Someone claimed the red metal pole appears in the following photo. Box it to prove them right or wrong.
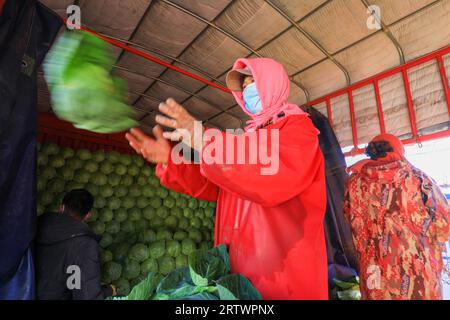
[306,46,450,107]
[343,128,450,157]
[347,90,359,149]
[373,80,386,134]
[62,19,232,94]
[401,69,419,140]
[326,97,332,127]
[437,56,450,115]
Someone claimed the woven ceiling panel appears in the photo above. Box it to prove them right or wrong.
[334,32,400,84]
[352,84,381,144]
[408,60,450,132]
[197,86,237,110]
[134,96,160,114]
[183,97,221,120]
[330,94,353,147]
[39,0,449,135]
[288,82,308,106]
[112,69,153,95]
[293,59,347,100]
[257,27,326,75]
[269,0,328,21]
[226,106,251,122]
[39,0,73,16]
[209,113,242,129]
[299,0,377,54]
[367,0,437,25]
[379,73,412,138]
[159,65,212,93]
[390,0,450,62]
[117,52,169,79]
[146,81,190,103]
[179,27,250,77]
[168,0,231,21]
[215,0,291,49]
[130,1,207,57]
[78,0,151,39]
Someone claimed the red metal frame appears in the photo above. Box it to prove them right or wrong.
[306,46,450,106]
[38,112,133,153]
[305,46,450,156]
[347,91,358,148]
[55,20,450,155]
[373,80,386,134]
[437,55,450,115]
[401,69,419,139]
[326,97,332,127]
[62,19,232,94]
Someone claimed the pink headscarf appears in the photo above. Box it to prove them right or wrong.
[230,58,307,132]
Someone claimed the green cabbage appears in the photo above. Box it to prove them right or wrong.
[149,240,166,259]
[123,259,141,280]
[100,233,113,248]
[44,31,137,133]
[114,208,127,222]
[103,261,122,282]
[141,258,159,275]
[129,244,149,262]
[106,220,120,234]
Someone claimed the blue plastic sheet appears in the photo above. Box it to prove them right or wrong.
[0,248,35,300]
[0,0,61,297]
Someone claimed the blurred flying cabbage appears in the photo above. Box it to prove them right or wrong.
[44,30,137,133]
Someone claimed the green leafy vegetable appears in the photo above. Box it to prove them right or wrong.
[216,274,262,300]
[44,31,137,133]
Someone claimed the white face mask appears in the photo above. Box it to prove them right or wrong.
[243,83,262,114]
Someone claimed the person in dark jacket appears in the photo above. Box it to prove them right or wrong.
[35,189,114,300]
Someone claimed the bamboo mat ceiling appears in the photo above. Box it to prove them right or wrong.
[38,0,450,137]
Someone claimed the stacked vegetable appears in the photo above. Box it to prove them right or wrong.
[37,142,216,295]
[109,245,262,300]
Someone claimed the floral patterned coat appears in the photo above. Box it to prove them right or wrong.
[344,160,449,300]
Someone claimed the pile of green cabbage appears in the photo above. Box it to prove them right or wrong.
[37,142,216,295]
[44,30,137,133]
[109,245,262,300]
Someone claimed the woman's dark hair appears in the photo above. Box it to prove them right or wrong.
[365,140,394,160]
[62,189,94,217]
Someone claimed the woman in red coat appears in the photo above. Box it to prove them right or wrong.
[126,58,328,299]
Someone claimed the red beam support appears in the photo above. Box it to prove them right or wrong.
[326,97,332,127]
[401,69,419,140]
[347,90,359,149]
[306,46,450,107]
[58,18,450,149]
[62,19,231,94]
[437,55,450,115]
[343,129,450,157]
[373,80,386,134]
[38,112,133,152]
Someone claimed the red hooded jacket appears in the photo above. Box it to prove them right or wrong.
[156,58,328,299]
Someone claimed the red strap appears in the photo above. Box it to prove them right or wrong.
[0,0,5,15]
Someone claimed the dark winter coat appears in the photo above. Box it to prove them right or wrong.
[35,212,111,300]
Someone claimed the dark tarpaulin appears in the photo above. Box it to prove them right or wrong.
[0,0,61,298]
[301,106,359,290]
